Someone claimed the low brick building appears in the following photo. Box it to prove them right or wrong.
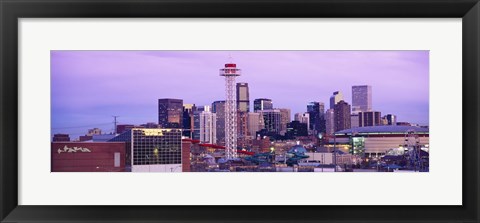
[51,142,127,172]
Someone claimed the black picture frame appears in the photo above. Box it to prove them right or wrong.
[1,0,479,222]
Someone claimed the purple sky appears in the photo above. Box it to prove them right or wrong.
[51,51,429,139]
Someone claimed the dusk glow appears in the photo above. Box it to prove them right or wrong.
[51,51,429,138]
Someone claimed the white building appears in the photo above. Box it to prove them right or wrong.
[193,106,217,144]
[332,126,429,157]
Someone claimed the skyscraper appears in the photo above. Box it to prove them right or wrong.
[182,104,196,138]
[307,102,325,133]
[261,109,282,134]
[212,100,226,145]
[158,98,183,128]
[236,83,250,112]
[325,109,335,135]
[358,111,382,127]
[334,100,351,131]
[253,98,273,112]
[352,85,372,114]
[329,91,344,109]
[193,106,217,144]
[278,108,291,135]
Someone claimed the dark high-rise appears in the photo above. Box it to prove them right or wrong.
[182,104,196,137]
[358,111,382,127]
[236,83,250,112]
[286,121,308,138]
[212,100,226,145]
[253,98,273,112]
[334,100,351,131]
[307,102,325,133]
[158,98,183,128]
[385,114,397,125]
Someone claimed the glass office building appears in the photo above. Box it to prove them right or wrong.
[158,98,183,128]
[131,128,182,165]
[110,128,183,172]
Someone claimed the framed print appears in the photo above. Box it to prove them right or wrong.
[1,0,479,222]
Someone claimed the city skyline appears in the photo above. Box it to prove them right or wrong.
[51,51,429,139]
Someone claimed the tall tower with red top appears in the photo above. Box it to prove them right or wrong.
[219,62,241,159]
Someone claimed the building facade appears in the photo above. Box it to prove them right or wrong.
[286,121,308,138]
[158,98,183,128]
[253,98,273,112]
[247,112,265,138]
[307,101,325,133]
[278,108,291,135]
[384,114,397,125]
[87,128,102,136]
[294,112,310,131]
[237,111,249,144]
[236,82,250,112]
[325,109,335,136]
[329,91,344,109]
[332,126,429,157]
[212,100,226,145]
[334,100,351,131]
[51,142,126,172]
[52,134,70,142]
[182,103,196,138]
[351,114,360,128]
[193,106,217,144]
[352,85,372,114]
[358,111,382,127]
[130,128,183,172]
[261,109,282,134]
[116,124,135,134]
[181,141,191,172]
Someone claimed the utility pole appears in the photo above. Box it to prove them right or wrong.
[113,116,119,134]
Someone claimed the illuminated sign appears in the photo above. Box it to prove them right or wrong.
[142,129,168,136]
[57,145,91,154]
